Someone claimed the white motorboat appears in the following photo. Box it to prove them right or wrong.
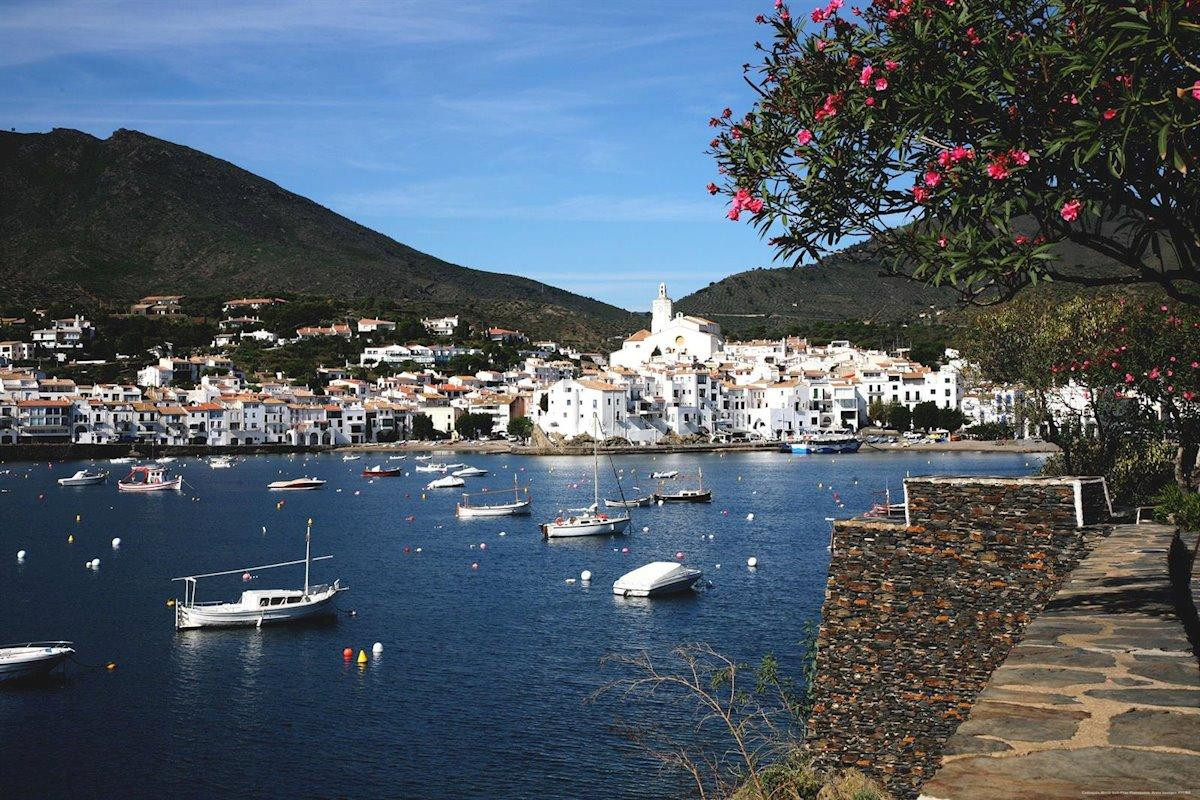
[387,455,407,461]
[452,466,488,477]
[456,478,532,518]
[414,463,448,473]
[613,562,703,597]
[650,470,679,479]
[109,457,134,464]
[155,456,177,464]
[57,469,108,486]
[426,474,465,490]
[209,457,233,469]
[541,417,630,538]
[342,454,361,461]
[413,455,432,461]
[118,465,182,492]
[267,477,326,491]
[0,642,75,682]
[172,521,345,630]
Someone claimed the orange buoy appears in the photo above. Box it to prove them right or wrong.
[342,647,353,660]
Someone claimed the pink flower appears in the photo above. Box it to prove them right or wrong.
[722,107,732,118]
[986,160,1009,180]
[1125,373,1135,383]
[937,235,948,248]
[923,170,942,187]
[1148,367,1161,380]
[727,207,741,221]
[884,60,900,70]
[864,96,875,106]
[815,38,827,51]
[951,145,972,162]
[965,26,981,46]
[756,13,767,23]
[1060,199,1082,222]
[1192,80,1200,101]
[874,77,889,91]
[1009,149,1030,165]
[727,188,764,221]
[1185,391,1195,402]
[707,182,719,195]
[1013,234,1029,245]
[1102,108,1117,120]
[859,65,874,86]
[912,185,930,203]
[937,151,953,168]
[796,128,813,146]
[1111,361,1119,369]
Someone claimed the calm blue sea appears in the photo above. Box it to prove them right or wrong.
[0,450,1041,799]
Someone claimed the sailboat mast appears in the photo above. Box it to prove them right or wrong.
[304,518,312,596]
[592,415,600,507]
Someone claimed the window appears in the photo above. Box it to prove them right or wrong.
[259,598,270,607]
[269,597,285,606]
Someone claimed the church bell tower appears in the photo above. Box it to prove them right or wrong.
[650,282,673,334]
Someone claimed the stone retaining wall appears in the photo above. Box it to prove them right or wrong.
[805,476,1111,799]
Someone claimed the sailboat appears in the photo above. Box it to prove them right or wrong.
[171,519,345,630]
[540,416,631,538]
[654,468,713,503]
[456,476,533,518]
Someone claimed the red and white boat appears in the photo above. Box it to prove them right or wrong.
[362,465,403,478]
[118,465,182,492]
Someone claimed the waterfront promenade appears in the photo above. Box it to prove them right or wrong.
[920,522,1200,800]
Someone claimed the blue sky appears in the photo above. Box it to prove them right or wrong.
[1,0,781,311]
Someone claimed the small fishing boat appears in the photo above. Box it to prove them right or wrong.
[342,454,362,461]
[426,474,466,490]
[118,465,182,493]
[362,465,403,478]
[783,433,863,454]
[452,466,488,477]
[414,463,448,473]
[155,456,177,464]
[456,479,532,518]
[413,455,432,461]
[654,468,712,503]
[387,455,407,461]
[209,456,233,469]
[613,562,703,597]
[109,457,134,464]
[172,521,345,630]
[267,477,326,491]
[0,642,75,683]
[650,470,679,479]
[57,469,108,487]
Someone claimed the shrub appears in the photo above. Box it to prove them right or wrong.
[964,422,1013,441]
[1156,485,1200,532]
[1042,435,1175,508]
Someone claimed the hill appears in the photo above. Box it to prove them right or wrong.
[0,128,638,343]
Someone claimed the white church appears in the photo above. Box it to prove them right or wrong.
[609,283,725,370]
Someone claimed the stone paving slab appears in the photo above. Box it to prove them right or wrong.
[919,524,1200,800]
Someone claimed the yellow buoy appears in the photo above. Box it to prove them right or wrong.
[166,599,176,607]
[356,650,369,665]
[67,534,74,544]
[76,514,81,523]
[106,662,117,671]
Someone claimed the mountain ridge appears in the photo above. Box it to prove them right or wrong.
[0,128,638,342]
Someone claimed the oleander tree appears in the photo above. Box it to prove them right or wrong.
[1066,299,1200,491]
[709,0,1200,304]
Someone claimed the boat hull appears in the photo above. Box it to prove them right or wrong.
[176,586,342,630]
[788,440,862,454]
[362,469,403,478]
[267,480,325,491]
[456,500,532,518]
[58,474,107,486]
[604,497,651,508]
[613,573,703,597]
[118,477,182,492]
[541,515,631,538]
[654,490,712,503]
[0,645,74,682]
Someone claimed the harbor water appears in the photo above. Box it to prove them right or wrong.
[0,450,1042,799]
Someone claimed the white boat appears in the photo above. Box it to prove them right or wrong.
[456,478,532,518]
[155,456,177,464]
[0,642,75,682]
[604,494,652,508]
[414,463,448,473]
[650,470,679,479]
[109,457,134,464]
[654,468,713,503]
[172,521,345,630]
[267,477,326,491]
[452,466,488,477]
[613,562,703,597]
[342,454,361,461]
[118,465,182,492]
[413,455,432,461]
[209,457,233,469]
[57,469,108,486]
[426,475,466,490]
[541,417,630,539]
[387,455,407,461]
